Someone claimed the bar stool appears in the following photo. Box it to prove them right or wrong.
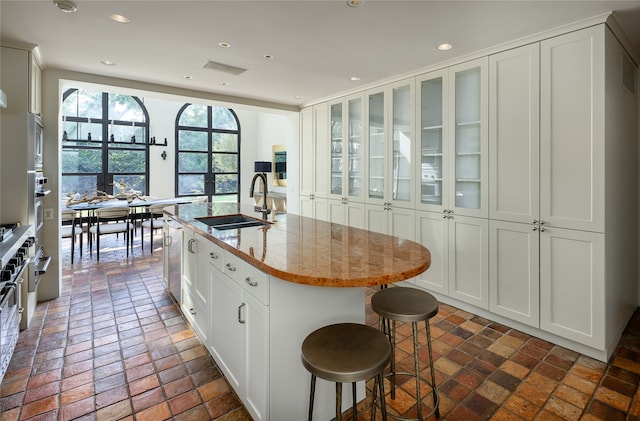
[371,287,440,420]
[301,323,391,421]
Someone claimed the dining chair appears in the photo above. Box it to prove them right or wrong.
[88,206,132,262]
[61,209,82,264]
[140,204,166,253]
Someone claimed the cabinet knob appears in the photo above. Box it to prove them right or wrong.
[245,277,258,287]
[189,308,196,315]
[226,263,236,272]
[210,252,218,259]
[533,226,538,231]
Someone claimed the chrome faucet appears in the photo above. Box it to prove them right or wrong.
[249,172,271,220]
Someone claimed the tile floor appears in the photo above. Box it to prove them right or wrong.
[1,232,640,420]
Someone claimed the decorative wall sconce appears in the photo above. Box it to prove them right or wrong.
[150,136,168,146]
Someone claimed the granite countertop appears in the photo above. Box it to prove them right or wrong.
[165,202,431,288]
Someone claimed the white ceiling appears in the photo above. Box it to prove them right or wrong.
[2,0,640,109]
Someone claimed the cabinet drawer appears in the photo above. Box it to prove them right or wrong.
[203,241,224,271]
[223,252,269,305]
[181,287,209,342]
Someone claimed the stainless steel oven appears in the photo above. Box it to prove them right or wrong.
[0,225,30,384]
[29,113,44,172]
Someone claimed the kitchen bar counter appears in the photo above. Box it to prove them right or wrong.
[165,201,430,287]
[163,201,431,420]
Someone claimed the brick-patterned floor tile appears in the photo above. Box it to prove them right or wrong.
[3,237,640,421]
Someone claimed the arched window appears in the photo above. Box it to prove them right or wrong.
[175,104,240,202]
[61,89,150,197]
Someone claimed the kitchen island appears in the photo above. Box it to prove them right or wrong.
[164,202,430,420]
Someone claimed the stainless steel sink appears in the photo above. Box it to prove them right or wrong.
[195,214,271,230]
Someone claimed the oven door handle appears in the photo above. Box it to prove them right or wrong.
[0,284,15,308]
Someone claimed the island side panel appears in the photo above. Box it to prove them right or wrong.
[269,277,366,420]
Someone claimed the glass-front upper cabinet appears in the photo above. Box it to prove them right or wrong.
[365,78,415,207]
[329,94,364,201]
[347,96,363,199]
[330,102,344,197]
[449,58,488,217]
[416,69,448,211]
[367,90,386,202]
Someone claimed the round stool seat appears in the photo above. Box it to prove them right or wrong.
[371,287,438,322]
[302,323,391,383]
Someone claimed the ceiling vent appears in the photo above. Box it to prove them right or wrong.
[203,60,247,76]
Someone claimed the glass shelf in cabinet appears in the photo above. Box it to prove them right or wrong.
[456,120,481,127]
[456,151,481,156]
[422,125,443,130]
[456,178,481,182]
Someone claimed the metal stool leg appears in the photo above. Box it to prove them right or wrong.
[352,382,357,421]
[336,382,342,421]
[308,374,316,421]
[425,320,440,419]
[412,322,423,420]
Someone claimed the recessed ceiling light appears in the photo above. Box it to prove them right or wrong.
[437,43,453,51]
[264,54,274,60]
[220,82,229,86]
[53,0,77,13]
[347,0,361,7]
[109,14,130,23]
[101,60,115,66]
[349,76,360,81]
[295,95,304,99]
[183,75,193,80]
[218,42,231,48]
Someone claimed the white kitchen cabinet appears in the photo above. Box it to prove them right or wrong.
[487,43,541,328]
[365,78,415,209]
[540,227,604,348]
[29,52,42,115]
[328,93,364,202]
[415,211,488,309]
[415,58,488,220]
[364,203,415,241]
[180,229,211,342]
[489,44,540,224]
[327,198,365,229]
[489,220,539,327]
[540,28,605,233]
[536,25,637,356]
[300,104,329,219]
[209,250,269,421]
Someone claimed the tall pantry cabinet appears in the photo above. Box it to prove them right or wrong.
[414,58,490,309]
[299,104,329,221]
[489,25,637,357]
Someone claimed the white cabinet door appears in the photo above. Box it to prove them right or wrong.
[346,201,365,229]
[243,292,269,421]
[328,199,347,226]
[300,107,315,197]
[489,44,540,224]
[448,215,489,309]
[364,204,387,235]
[181,228,196,293]
[415,210,449,296]
[540,227,604,349]
[540,26,605,232]
[365,78,415,208]
[314,104,330,199]
[364,204,415,240]
[210,270,243,391]
[416,69,449,213]
[194,233,211,305]
[449,58,488,218]
[489,220,539,327]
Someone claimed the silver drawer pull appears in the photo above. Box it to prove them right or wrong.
[226,263,236,272]
[238,303,246,324]
[210,252,218,259]
[245,277,258,287]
